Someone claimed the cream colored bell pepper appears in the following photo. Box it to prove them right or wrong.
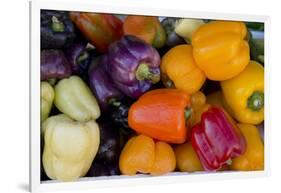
[41,82,55,122]
[54,76,100,121]
[42,114,100,181]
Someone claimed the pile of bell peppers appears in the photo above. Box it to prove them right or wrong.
[40,10,265,182]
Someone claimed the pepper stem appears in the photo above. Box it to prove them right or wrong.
[135,63,160,84]
[247,91,264,111]
[108,98,121,107]
[77,51,89,64]
[51,16,65,32]
[184,108,192,120]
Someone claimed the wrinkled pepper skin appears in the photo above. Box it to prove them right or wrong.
[192,21,250,81]
[128,89,191,144]
[41,82,55,122]
[191,107,246,171]
[42,114,100,181]
[221,61,264,124]
[54,76,100,121]
[41,50,72,81]
[41,10,76,49]
[119,135,176,175]
[161,45,206,94]
[88,56,124,111]
[174,142,203,172]
[230,124,264,171]
[69,12,123,53]
[123,16,166,48]
[106,35,161,98]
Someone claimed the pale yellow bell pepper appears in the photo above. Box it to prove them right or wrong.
[42,114,100,181]
[41,82,55,122]
[54,76,100,122]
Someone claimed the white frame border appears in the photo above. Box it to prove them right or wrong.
[30,0,271,192]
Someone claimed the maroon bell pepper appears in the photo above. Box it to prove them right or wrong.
[191,106,246,171]
[69,12,123,53]
[106,35,161,98]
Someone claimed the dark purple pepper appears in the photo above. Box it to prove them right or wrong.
[40,49,72,81]
[106,35,161,98]
[86,161,120,177]
[88,56,123,111]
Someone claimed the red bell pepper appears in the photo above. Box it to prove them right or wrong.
[69,12,123,53]
[191,106,246,171]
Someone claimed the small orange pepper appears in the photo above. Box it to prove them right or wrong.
[119,135,176,175]
[128,89,191,144]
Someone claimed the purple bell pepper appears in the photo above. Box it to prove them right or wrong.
[41,49,72,80]
[88,56,124,111]
[106,35,161,98]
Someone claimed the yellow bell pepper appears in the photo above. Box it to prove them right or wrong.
[42,114,100,181]
[161,45,206,94]
[41,82,55,122]
[174,142,203,172]
[230,124,264,171]
[206,91,235,116]
[54,76,100,122]
[119,134,176,175]
[221,61,264,124]
[192,21,250,81]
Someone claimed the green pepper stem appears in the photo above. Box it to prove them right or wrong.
[247,91,264,111]
[108,98,121,107]
[135,63,160,84]
[184,108,192,120]
[77,51,89,64]
[51,16,65,32]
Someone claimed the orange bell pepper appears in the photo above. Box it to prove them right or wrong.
[128,89,191,144]
[119,135,176,175]
[161,45,206,94]
[192,21,250,81]
[123,16,166,48]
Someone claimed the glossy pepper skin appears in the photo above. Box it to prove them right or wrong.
[230,124,264,171]
[221,61,264,124]
[42,114,100,181]
[161,45,206,94]
[41,82,55,122]
[41,49,72,81]
[106,35,161,98]
[160,18,185,47]
[69,12,123,53]
[128,89,191,144]
[88,56,124,111]
[54,76,100,121]
[123,16,166,48]
[41,10,76,49]
[192,21,250,81]
[191,106,246,171]
[174,142,203,172]
[119,135,176,175]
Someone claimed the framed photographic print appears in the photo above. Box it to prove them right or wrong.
[30,0,270,192]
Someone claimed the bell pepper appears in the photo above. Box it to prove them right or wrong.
[41,82,55,122]
[161,45,206,94]
[174,142,203,172]
[42,114,100,181]
[189,91,211,127]
[191,106,246,171]
[88,56,124,111]
[41,49,72,81]
[230,124,264,171]
[160,18,185,47]
[221,61,264,124]
[41,10,76,49]
[106,35,161,98]
[54,76,101,121]
[123,16,166,48]
[248,29,264,64]
[119,135,176,175]
[174,18,205,43]
[69,12,123,53]
[192,21,250,81]
[128,89,191,144]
